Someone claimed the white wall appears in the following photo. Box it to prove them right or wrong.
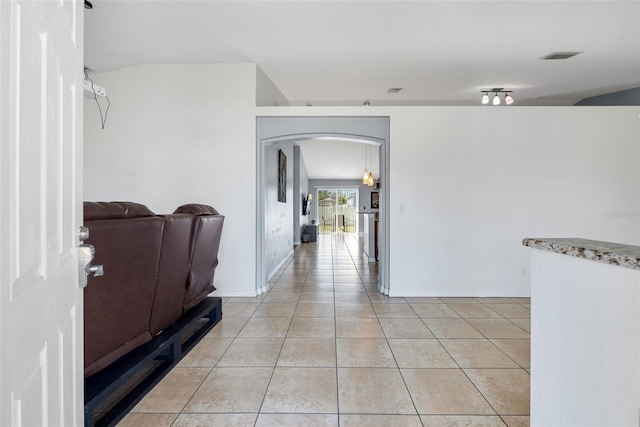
[265,142,294,278]
[300,151,310,235]
[259,106,640,297]
[84,67,640,299]
[530,249,639,426]
[293,146,301,245]
[388,107,639,297]
[256,65,289,107]
[293,146,310,245]
[84,64,258,296]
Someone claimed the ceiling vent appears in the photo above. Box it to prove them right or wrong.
[387,88,403,93]
[540,51,582,60]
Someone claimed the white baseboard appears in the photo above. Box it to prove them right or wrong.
[267,249,295,281]
[388,289,532,298]
[210,290,259,297]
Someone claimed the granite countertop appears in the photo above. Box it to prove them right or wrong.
[522,238,640,270]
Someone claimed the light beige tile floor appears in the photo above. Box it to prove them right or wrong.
[119,233,530,426]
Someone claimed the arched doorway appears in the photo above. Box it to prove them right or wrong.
[256,116,390,296]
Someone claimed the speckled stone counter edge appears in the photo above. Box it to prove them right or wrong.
[522,238,640,271]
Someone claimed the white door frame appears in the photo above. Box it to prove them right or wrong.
[256,117,390,296]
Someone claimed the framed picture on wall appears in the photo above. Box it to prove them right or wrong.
[278,149,287,202]
[371,191,379,209]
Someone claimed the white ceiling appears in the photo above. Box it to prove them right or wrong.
[84,0,640,179]
[295,139,380,180]
[85,1,640,106]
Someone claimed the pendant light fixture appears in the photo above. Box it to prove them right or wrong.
[481,92,490,104]
[362,144,375,186]
[362,144,369,185]
[367,145,374,186]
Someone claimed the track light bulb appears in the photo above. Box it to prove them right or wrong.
[481,93,489,104]
[493,93,501,105]
[505,93,514,105]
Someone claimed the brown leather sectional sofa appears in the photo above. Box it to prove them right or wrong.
[82,202,224,377]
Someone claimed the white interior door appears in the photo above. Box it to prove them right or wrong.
[0,0,84,425]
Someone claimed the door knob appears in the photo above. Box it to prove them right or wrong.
[78,226,90,242]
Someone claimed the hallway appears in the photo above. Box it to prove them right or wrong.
[119,234,530,426]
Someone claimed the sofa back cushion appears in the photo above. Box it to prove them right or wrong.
[174,203,220,216]
[149,214,194,335]
[84,201,155,221]
[183,211,225,311]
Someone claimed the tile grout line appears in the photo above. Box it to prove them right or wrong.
[331,234,341,426]
[253,243,309,424]
[429,325,502,418]
[440,301,531,370]
[147,232,529,425]
[379,299,421,417]
[438,302,530,419]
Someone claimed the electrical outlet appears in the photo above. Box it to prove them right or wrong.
[520,266,527,276]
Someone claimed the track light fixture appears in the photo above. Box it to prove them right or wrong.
[480,88,514,106]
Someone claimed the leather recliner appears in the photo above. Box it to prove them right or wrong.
[83,202,224,377]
